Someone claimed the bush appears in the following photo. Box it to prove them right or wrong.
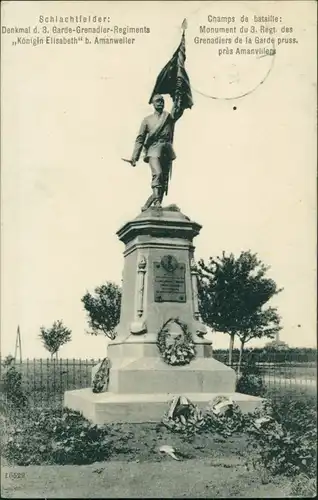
[4,407,111,465]
[236,353,266,396]
[247,397,317,477]
[236,373,266,397]
[1,356,27,410]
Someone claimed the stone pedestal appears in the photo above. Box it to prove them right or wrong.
[64,206,262,423]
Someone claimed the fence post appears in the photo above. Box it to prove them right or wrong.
[53,354,56,405]
[59,358,64,404]
[66,358,69,391]
[79,358,82,388]
[40,358,43,408]
[73,358,76,389]
[25,358,29,405]
[33,358,36,408]
[46,358,49,407]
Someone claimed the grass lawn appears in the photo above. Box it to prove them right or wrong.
[1,419,308,498]
[1,458,291,499]
[2,425,293,499]
[1,394,316,498]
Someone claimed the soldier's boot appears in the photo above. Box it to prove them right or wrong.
[141,193,155,212]
[141,186,163,212]
[152,187,162,208]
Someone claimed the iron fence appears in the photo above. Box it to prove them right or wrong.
[214,350,317,399]
[1,353,316,408]
[213,348,317,364]
[0,358,102,408]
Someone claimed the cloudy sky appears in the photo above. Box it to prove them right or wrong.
[1,1,316,358]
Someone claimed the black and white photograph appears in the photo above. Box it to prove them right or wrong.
[1,1,317,497]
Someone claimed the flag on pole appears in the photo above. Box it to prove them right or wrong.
[148,19,193,112]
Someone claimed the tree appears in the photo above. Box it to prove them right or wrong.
[197,251,283,370]
[81,281,121,340]
[39,320,72,359]
[235,307,281,376]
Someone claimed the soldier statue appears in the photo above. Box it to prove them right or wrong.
[130,94,184,211]
[123,19,192,211]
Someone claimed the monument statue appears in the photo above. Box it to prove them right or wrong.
[65,19,264,426]
[123,19,193,211]
[130,94,183,211]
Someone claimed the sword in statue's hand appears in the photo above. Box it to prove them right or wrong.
[121,158,136,167]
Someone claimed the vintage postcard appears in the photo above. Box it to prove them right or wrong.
[1,1,316,498]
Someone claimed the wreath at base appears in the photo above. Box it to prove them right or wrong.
[157,318,196,366]
[162,395,205,435]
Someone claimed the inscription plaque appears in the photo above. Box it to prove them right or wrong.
[154,255,186,303]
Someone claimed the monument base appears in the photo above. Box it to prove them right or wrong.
[64,388,262,424]
[64,343,263,424]
[64,207,263,424]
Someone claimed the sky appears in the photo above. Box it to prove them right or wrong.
[1,1,317,359]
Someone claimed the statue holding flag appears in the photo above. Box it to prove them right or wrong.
[126,20,193,211]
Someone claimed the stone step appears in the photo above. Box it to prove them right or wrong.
[64,388,263,424]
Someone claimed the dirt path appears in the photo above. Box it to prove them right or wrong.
[1,458,290,498]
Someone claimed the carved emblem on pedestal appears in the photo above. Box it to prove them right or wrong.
[161,255,178,273]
